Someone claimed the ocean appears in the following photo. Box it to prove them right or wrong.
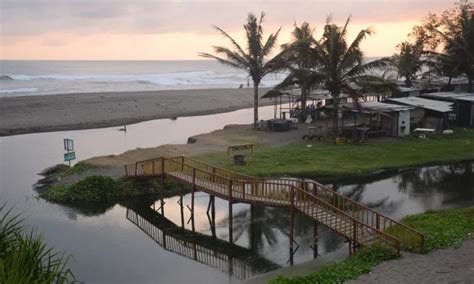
[0,60,286,97]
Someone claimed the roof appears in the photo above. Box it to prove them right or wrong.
[343,101,413,113]
[422,92,474,102]
[387,97,453,113]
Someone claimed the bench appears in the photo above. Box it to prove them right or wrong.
[227,143,254,157]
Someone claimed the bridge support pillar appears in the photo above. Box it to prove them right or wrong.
[160,158,165,216]
[289,186,295,266]
[179,184,185,229]
[228,180,233,244]
[207,195,216,237]
[312,222,319,259]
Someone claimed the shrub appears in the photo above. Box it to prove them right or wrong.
[44,175,120,202]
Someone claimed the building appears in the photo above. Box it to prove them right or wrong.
[386,97,454,131]
[421,92,474,127]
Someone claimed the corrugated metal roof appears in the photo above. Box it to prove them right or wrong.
[422,92,474,101]
[343,101,413,112]
[387,97,453,113]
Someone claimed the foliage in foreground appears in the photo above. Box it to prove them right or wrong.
[0,204,74,283]
[386,206,474,252]
[198,128,474,177]
[269,246,397,284]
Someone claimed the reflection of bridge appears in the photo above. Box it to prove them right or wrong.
[125,156,425,262]
[126,206,280,280]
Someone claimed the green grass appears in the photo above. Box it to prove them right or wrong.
[197,128,474,177]
[269,246,398,284]
[57,162,89,178]
[0,204,75,283]
[386,207,474,252]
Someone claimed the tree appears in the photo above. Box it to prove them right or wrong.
[200,12,284,127]
[309,17,394,135]
[413,1,474,91]
[277,22,318,114]
[382,41,426,87]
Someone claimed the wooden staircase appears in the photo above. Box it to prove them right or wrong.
[125,156,425,254]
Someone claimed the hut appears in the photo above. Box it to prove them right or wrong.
[421,92,474,127]
[341,102,413,138]
[386,97,454,131]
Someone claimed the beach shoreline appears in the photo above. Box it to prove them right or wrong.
[0,87,272,136]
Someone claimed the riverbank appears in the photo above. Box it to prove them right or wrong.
[0,87,271,136]
[262,206,474,284]
[80,125,474,179]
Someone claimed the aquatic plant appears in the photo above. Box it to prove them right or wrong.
[44,175,120,202]
[0,204,75,283]
[386,206,474,252]
[269,246,398,284]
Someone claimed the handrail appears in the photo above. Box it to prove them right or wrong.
[291,185,400,252]
[124,156,424,252]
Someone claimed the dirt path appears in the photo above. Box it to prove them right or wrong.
[348,240,474,284]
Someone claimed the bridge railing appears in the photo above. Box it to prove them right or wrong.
[270,178,424,251]
[125,156,423,251]
[291,186,401,252]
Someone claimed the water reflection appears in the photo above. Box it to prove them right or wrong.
[334,162,474,220]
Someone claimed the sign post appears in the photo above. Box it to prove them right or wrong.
[63,138,76,166]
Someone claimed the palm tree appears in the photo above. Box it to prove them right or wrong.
[200,12,284,127]
[277,22,318,114]
[310,17,394,135]
[382,41,426,87]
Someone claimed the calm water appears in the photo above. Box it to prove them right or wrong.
[1,106,473,283]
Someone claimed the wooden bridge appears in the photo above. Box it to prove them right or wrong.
[126,206,280,280]
[125,156,425,260]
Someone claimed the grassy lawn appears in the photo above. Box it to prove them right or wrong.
[270,206,474,284]
[386,206,474,252]
[197,128,474,177]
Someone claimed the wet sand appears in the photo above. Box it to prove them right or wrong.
[0,88,271,136]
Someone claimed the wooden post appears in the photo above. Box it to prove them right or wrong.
[181,156,184,171]
[160,158,165,216]
[228,179,233,243]
[289,186,295,265]
[376,213,380,230]
[313,221,318,259]
[352,220,357,253]
[191,168,196,232]
[180,184,184,229]
[211,195,216,237]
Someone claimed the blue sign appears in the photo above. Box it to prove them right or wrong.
[64,152,76,162]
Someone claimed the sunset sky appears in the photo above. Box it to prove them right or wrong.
[0,0,455,60]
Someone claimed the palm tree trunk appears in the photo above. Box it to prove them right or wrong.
[332,95,340,136]
[253,81,259,127]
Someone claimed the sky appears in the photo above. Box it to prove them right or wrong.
[0,0,455,60]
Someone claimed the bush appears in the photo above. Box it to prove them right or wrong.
[44,175,120,202]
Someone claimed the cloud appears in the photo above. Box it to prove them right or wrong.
[1,0,454,37]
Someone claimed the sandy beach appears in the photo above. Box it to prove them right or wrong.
[0,88,272,136]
